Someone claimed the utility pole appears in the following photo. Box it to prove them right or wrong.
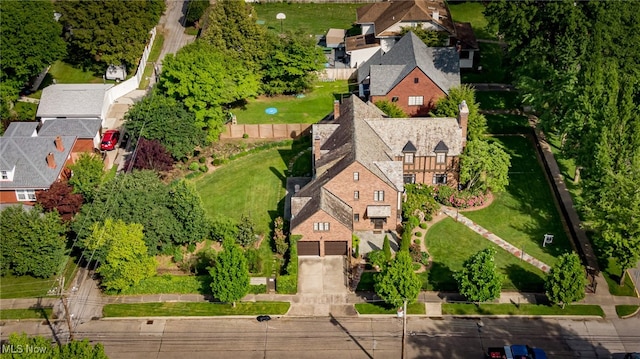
[60,277,74,342]
[401,300,407,359]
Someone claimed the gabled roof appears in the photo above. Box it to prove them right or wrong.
[36,84,113,119]
[326,28,347,48]
[356,0,455,37]
[291,187,353,231]
[39,119,102,139]
[402,141,417,152]
[434,140,449,152]
[454,22,479,50]
[0,135,75,189]
[357,32,460,95]
[4,122,38,137]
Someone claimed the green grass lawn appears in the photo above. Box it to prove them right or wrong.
[356,271,376,291]
[443,303,604,317]
[48,61,107,84]
[545,133,583,202]
[476,91,521,111]
[253,3,361,36]
[615,305,639,318]
[195,138,309,235]
[462,43,508,84]
[0,308,54,320]
[102,302,290,317]
[485,114,530,135]
[138,34,165,90]
[0,257,78,299]
[119,275,211,296]
[463,136,572,267]
[13,102,38,121]
[233,80,348,124]
[448,2,496,40]
[355,302,425,315]
[422,218,546,292]
[602,258,637,297]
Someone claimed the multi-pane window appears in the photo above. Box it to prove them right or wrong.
[404,153,414,164]
[374,190,385,202]
[353,172,359,181]
[436,153,446,164]
[433,174,447,185]
[1,171,8,180]
[354,214,360,222]
[354,191,359,200]
[313,222,330,231]
[16,189,36,201]
[403,174,415,184]
[408,96,424,106]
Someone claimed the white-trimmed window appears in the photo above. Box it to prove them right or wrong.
[16,189,36,201]
[404,153,414,164]
[374,190,385,202]
[1,171,8,180]
[353,172,359,181]
[408,96,424,106]
[436,153,446,164]
[313,222,330,231]
[354,213,360,222]
[433,174,447,185]
[354,191,359,200]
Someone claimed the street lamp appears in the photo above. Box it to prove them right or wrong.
[276,12,286,33]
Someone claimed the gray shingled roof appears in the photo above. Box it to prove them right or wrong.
[4,122,38,137]
[0,135,75,189]
[39,119,102,138]
[291,188,353,231]
[36,84,113,119]
[357,32,460,95]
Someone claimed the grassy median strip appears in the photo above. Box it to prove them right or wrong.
[102,302,290,317]
[355,302,425,315]
[0,308,54,320]
[443,303,604,317]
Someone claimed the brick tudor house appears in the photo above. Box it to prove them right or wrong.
[290,95,468,256]
[357,32,460,116]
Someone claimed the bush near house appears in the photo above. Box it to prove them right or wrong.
[276,235,300,294]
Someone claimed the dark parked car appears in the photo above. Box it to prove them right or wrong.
[100,130,120,151]
[256,315,271,322]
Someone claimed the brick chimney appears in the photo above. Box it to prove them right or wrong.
[333,99,340,119]
[55,136,64,152]
[313,135,322,162]
[46,152,56,169]
[458,100,469,145]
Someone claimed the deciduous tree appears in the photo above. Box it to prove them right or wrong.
[459,140,511,193]
[374,251,421,308]
[209,238,250,307]
[399,27,448,47]
[432,85,487,141]
[68,153,105,202]
[128,138,174,173]
[4,333,109,359]
[168,180,210,245]
[86,219,156,292]
[545,252,587,308]
[455,248,503,302]
[375,100,408,118]
[36,180,83,222]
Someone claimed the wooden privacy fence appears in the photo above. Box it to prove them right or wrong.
[219,123,312,139]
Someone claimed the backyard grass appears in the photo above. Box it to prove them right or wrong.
[47,61,106,84]
[195,138,310,235]
[102,302,290,317]
[422,218,546,292]
[0,308,54,320]
[476,91,521,111]
[12,102,38,121]
[448,2,496,40]
[545,133,582,202]
[138,34,165,90]
[0,256,78,299]
[615,305,639,318]
[355,302,425,315]
[233,80,349,124]
[463,136,572,267]
[443,303,604,317]
[462,43,508,84]
[253,3,361,36]
[485,114,530,135]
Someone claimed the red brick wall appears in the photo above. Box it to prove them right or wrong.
[371,67,446,116]
[324,162,400,232]
[399,155,459,186]
[292,210,352,257]
[0,190,18,203]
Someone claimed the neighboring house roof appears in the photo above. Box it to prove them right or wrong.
[345,33,380,52]
[358,32,460,95]
[454,22,479,50]
[3,122,38,137]
[36,84,113,119]
[326,28,347,48]
[0,135,75,189]
[39,119,102,139]
[356,0,455,37]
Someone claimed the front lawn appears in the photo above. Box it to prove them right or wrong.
[195,138,310,235]
[118,275,211,296]
[253,3,361,35]
[615,305,639,318]
[0,257,78,299]
[355,302,425,315]
[102,302,290,317]
[233,80,349,124]
[463,136,572,268]
[443,303,604,317]
[422,218,546,292]
[602,258,637,297]
[0,308,54,320]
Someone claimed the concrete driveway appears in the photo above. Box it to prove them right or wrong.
[297,256,348,295]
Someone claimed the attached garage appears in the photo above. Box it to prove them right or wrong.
[324,241,348,256]
[297,241,320,256]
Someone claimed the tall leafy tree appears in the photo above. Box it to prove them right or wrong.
[261,31,325,95]
[185,0,210,27]
[455,248,503,302]
[86,219,156,292]
[168,180,210,245]
[374,251,421,308]
[55,0,164,70]
[4,333,108,359]
[36,180,83,222]
[432,85,487,141]
[123,93,205,159]
[159,41,260,142]
[209,237,250,307]
[68,153,105,202]
[128,138,174,172]
[545,252,587,308]
[0,206,67,278]
[459,140,511,193]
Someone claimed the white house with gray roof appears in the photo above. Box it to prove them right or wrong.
[36,84,113,126]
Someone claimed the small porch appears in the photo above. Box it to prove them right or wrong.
[354,230,400,256]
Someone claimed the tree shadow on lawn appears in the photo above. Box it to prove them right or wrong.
[424,261,457,292]
[504,264,545,293]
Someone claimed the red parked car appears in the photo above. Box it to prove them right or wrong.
[100,130,120,151]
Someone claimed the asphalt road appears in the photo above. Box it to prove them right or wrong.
[20,316,628,359]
